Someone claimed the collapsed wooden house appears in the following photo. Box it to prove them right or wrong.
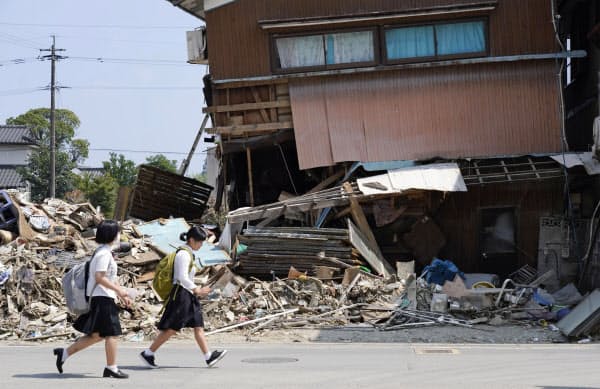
[167,0,600,288]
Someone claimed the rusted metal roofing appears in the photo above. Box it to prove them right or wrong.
[0,166,25,189]
[0,125,34,145]
[289,60,562,170]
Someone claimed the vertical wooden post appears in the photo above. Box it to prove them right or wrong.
[246,147,254,207]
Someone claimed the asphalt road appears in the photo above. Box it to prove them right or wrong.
[1,342,599,389]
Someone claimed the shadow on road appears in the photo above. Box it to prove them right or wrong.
[119,365,197,370]
[13,373,92,379]
[539,387,600,389]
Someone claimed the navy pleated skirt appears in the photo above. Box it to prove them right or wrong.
[73,296,122,337]
[158,285,204,331]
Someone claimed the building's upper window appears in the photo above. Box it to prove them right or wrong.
[385,20,486,62]
[272,19,487,72]
[274,30,375,70]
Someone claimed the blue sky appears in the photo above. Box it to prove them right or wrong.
[0,0,208,175]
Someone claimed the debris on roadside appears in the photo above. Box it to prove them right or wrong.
[0,188,597,345]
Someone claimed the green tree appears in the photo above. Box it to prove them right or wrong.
[75,173,118,217]
[145,154,177,173]
[103,152,137,186]
[8,108,89,201]
[192,173,207,183]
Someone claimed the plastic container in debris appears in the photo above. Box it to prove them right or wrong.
[0,190,17,230]
[430,293,448,313]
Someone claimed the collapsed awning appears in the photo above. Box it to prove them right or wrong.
[551,152,600,175]
[357,162,467,196]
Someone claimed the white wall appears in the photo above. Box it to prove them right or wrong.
[205,146,219,196]
[0,145,32,165]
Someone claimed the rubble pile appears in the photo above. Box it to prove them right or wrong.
[0,189,599,344]
[235,227,358,278]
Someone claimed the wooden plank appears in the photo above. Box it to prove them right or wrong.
[343,182,380,251]
[348,219,393,278]
[269,85,277,122]
[528,157,541,179]
[207,121,293,135]
[129,165,213,221]
[227,198,349,223]
[250,86,271,123]
[307,170,345,194]
[203,100,290,113]
[247,148,255,207]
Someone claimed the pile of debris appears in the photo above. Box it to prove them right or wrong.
[1,188,600,344]
[235,227,358,278]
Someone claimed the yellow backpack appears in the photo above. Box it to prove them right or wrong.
[152,247,195,301]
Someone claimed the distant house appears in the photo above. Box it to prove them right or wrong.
[73,167,105,179]
[0,125,36,190]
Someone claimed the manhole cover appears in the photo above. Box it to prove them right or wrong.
[414,348,459,355]
[241,357,299,364]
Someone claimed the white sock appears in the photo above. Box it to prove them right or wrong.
[144,349,154,357]
[204,351,212,360]
[62,349,69,362]
[106,365,119,373]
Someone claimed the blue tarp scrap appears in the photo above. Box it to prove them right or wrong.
[134,218,231,267]
[421,258,465,286]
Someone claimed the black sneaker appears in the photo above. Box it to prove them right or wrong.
[206,350,227,367]
[139,351,158,369]
[103,368,129,379]
[53,348,64,374]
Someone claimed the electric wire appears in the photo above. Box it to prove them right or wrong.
[90,148,206,155]
[0,22,194,30]
[0,31,44,49]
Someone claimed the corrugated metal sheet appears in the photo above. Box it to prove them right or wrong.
[290,60,561,169]
[0,166,25,189]
[357,163,467,195]
[551,152,600,175]
[206,0,556,80]
[0,125,34,145]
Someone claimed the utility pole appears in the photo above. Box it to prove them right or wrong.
[40,36,66,198]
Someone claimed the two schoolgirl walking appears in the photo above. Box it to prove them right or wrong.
[53,222,226,379]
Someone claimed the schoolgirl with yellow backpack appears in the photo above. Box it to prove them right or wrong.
[139,226,227,368]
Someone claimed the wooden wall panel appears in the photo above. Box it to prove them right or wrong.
[206,0,558,80]
[435,179,564,273]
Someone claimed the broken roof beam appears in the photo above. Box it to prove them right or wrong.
[203,100,290,113]
[206,121,293,136]
[227,186,360,223]
[348,219,393,278]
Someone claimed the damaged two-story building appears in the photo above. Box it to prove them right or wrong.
[168,0,600,290]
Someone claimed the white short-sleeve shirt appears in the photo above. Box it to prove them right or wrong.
[87,244,118,299]
[172,246,197,293]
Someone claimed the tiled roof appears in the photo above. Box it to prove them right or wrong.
[0,165,25,189]
[75,167,105,179]
[0,125,35,145]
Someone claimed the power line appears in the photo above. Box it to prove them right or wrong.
[56,35,181,46]
[0,87,46,96]
[68,56,189,66]
[0,32,43,49]
[65,85,202,90]
[0,57,39,66]
[0,85,202,94]
[90,148,207,155]
[0,22,194,30]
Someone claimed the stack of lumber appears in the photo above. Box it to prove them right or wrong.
[235,227,361,278]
